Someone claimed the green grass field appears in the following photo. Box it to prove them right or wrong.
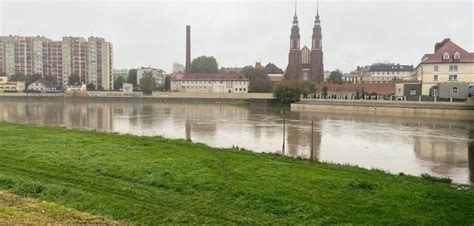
[0,122,473,224]
[0,190,120,224]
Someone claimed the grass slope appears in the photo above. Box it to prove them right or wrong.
[0,122,472,224]
[0,190,120,224]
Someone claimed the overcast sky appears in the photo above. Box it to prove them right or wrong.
[1,0,473,73]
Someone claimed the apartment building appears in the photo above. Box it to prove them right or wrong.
[415,38,474,99]
[137,67,166,88]
[0,35,113,90]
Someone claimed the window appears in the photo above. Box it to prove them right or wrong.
[452,87,458,94]
[409,89,417,96]
[454,52,461,60]
[449,65,458,71]
[449,74,457,81]
[434,75,438,81]
[434,65,438,71]
[443,52,450,60]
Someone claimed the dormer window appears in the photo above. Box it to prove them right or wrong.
[443,52,450,60]
[454,52,461,60]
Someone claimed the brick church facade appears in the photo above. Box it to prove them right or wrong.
[285,3,324,83]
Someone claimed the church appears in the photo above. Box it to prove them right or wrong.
[285,2,324,83]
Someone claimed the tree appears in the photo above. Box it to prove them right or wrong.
[10,74,26,82]
[25,73,43,88]
[164,75,171,91]
[68,74,81,85]
[44,75,56,84]
[273,80,315,104]
[322,86,328,98]
[241,66,273,93]
[114,75,126,90]
[128,69,137,85]
[191,56,219,73]
[139,71,156,95]
[328,70,344,84]
[86,83,96,91]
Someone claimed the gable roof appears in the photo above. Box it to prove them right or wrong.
[264,63,284,74]
[420,38,474,64]
[30,78,55,88]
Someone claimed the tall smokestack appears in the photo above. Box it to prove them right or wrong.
[185,25,191,73]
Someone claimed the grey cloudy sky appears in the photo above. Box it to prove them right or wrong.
[1,0,473,73]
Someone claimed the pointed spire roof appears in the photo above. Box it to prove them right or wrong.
[291,0,300,38]
[313,0,322,37]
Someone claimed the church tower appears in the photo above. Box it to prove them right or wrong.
[310,1,324,83]
[285,2,302,80]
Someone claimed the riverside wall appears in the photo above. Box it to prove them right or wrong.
[0,92,277,104]
[291,99,474,120]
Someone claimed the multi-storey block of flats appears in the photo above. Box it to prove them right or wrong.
[0,35,113,90]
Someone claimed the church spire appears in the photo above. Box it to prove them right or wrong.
[317,0,319,17]
[291,0,300,38]
[313,0,322,37]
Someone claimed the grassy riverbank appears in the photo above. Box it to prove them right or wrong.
[0,190,119,224]
[0,122,473,224]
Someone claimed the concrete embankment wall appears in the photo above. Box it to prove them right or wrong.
[0,92,277,105]
[291,100,474,120]
[151,92,274,99]
[0,92,274,99]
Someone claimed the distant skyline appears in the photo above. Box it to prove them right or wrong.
[1,0,473,73]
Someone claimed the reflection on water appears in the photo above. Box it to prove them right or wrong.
[0,98,473,184]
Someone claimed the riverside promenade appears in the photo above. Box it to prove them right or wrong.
[292,98,474,120]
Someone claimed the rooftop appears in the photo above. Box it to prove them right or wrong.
[420,38,474,64]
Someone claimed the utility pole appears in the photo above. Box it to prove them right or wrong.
[311,120,314,161]
[282,116,286,155]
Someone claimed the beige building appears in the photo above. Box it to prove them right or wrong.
[171,72,249,93]
[137,67,166,88]
[0,76,25,92]
[0,35,113,90]
[416,38,474,96]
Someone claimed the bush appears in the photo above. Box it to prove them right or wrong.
[273,80,315,104]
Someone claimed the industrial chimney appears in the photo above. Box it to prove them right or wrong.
[185,25,191,73]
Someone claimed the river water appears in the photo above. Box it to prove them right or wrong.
[0,98,473,184]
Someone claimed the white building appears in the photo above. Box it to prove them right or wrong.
[171,72,249,93]
[137,67,166,88]
[360,63,414,82]
[27,79,57,92]
[0,76,25,92]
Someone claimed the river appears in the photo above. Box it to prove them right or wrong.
[0,98,473,184]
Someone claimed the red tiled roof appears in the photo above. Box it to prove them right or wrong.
[171,72,248,81]
[420,38,474,64]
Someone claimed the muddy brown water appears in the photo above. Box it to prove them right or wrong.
[0,98,473,184]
